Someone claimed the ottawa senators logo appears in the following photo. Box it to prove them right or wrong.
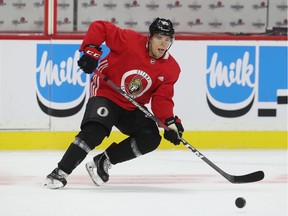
[127,76,143,95]
[121,70,152,98]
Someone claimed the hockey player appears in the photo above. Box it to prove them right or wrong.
[44,17,184,189]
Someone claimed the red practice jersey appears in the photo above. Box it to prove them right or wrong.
[79,21,181,123]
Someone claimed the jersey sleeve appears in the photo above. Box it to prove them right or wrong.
[79,20,136,53]
[151,82,175,124]
[151,62,181,124]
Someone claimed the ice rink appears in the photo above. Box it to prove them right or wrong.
[0,149,287,216]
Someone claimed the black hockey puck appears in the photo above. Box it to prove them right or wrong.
[235,197,246,208]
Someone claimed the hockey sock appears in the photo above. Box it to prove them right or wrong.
[58,142,88,174]
[105,138,137,165]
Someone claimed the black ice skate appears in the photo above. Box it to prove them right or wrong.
[44,168,68,189]
[86,152,111,186]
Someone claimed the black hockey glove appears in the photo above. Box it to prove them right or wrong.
[78,44,102,74]
[164,116,184,145]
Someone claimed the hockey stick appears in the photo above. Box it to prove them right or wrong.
[94,70,265,184]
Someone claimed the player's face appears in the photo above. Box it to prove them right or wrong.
[148,33,172,59]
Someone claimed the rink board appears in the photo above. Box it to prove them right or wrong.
[0,40,287,151]
[0,131,286,150]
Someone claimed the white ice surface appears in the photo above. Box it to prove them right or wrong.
[0,150,287,216]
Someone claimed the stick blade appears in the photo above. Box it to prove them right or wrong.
[231,171,265,184]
